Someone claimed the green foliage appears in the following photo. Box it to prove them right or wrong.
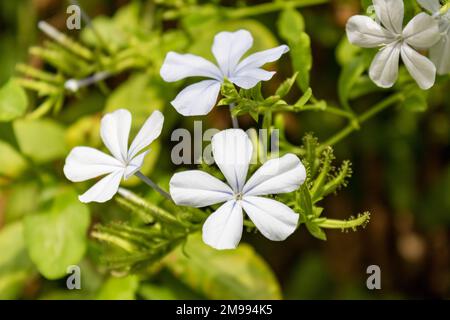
[0,0,447,300]
[278,9,312,92]
[0,80,28,121]
[13,118,67,163]
[165,234,282,300]
[0,222,34,299]
[96,275,140,300]
[24,190,90,279]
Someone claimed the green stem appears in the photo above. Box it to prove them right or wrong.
[135,171,172,200]
[225,0,329,19]
[314,212,370,230]
[319,93,404,152]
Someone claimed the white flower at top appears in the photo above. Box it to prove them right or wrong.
[64,109,164,203]
[418,0,450,75]
[160,29,289,116]
[346,0,440,89]
[169,129,306,250]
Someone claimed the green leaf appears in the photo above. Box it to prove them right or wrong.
[402,88,428,112]
[0,80,28,122]
[24,190,90,280]
[299,184,313,217]
[277,9,311,92]
[278,9,305,41]
[14,118,67,163]
[165,233,282,299]
[5,182,39,222]
[336,36,361,66]
[275,72,298,98]
[338,55,366,110]
[0,222,34,299]
[305,221,327,241]
[290,33,312,92]
[96,275,139,300]
[0,140,28,179]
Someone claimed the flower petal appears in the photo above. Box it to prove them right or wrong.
[369,42,401,88]
[160,52,222,82]
[171,80,221,116]
[79,170,124,203]
[212,29,253,77]
[243,154,306,197]
[64,146,123,182]
[229,68,275,89]
[212,129,253,193]
[128,110,164,160]
[400,43,436,89]
[124,150,149,179]
[417,0,441,13]
[202,200,243,250]
[170,170,234,208]
[403,13,440,49]
[373,0,404,34]
[430,30,450,75]
[234,45,289,74]
[346,15,396,48]
[100,109,131,162]
[241,196,298,241]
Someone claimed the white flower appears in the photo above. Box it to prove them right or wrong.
[418,0,450,75]
[169,129,306,250]
[160,29,289,116]
[346,0,440,89]
[64,109,164,203]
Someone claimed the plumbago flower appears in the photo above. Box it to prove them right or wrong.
[346,0,440,89]
[418,0,450,75]
[64,109,164,203]
[160,29,289,116]
[169,129,306,250]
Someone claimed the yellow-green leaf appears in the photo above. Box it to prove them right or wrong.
[165,233,282,300]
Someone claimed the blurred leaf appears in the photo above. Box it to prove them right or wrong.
[81,16,127,52]
[24,190,90,280]
[338,55,366,110]
[139,283,178,300]
[285,253,333,299]
[165,233,282,299]
[278,9,305,40]
[401,88,428,112]
[0,222,34,299]
[14,118,67,163]
[278,9,311,92]
[5,181,39,222]
[336,36,361,66]
[96,275,139,300]
[0,79,28,122]
[0,140,28,178]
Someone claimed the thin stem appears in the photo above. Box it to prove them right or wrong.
[318,93,404,152]
[229,103,239,128]
[134,171,172,200]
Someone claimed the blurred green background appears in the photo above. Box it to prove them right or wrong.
[0,0,449,300]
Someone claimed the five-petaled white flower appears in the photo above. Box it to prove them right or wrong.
[64,109,164,203]
[169,129,306,250]
[160,29,289,116]
[346,0,440,89]
[418,0,450,75]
